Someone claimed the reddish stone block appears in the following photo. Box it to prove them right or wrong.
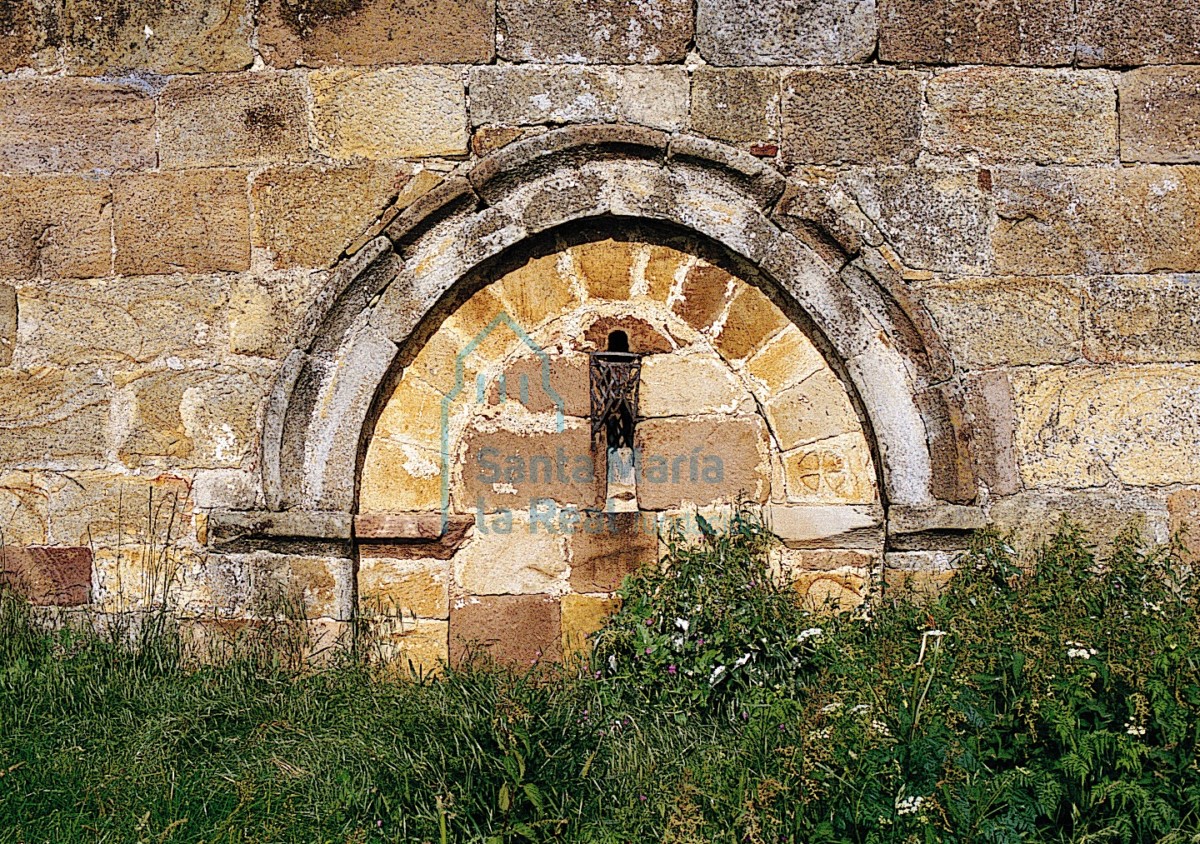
[0,547,92,606]
[450,594,562,666]
[568,512,659,592]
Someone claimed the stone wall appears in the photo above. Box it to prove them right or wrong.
[1,0,1198,665]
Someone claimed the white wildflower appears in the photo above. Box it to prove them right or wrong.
[608,654,618,672]
[674,617,690,633]
[734,652,753,668]
[895,794,925,816]
[850,704,871,715]
[1125,721,1147,737]
[871,719,892,737]
[820,701,843,714]
[709,665,726,685]
[798,627,823,642]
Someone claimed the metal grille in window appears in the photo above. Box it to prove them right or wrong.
[590,350,641,449]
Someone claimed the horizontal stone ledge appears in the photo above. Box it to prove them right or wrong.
[886,504,988,551]
[355,512,474,541]
[206,509,354,545]
[763,503,885,549]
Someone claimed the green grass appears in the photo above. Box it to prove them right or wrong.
[3,516,1200,843]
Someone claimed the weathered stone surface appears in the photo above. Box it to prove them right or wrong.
[372,375,443,449]
[359,440,442,512]
[358,552,449,618]
[765,367,861,451]
[993,167,1200,275]
[765,503,884,548]
[691,68,781,147]
[920,277,1082,367]
[469,66,688,132]
[355,512,472,541]
[63,0,254,74]
[497,0,691,64]
[990,488,1172,548]
[782,69,922,166]
[253,164,410,268]
[16,275,227,366]
[0,368,107,467]
[454,521,569,595]
[492,253,577,333]
[234,550,354,620]
[206,509,352,543]
[0,0,59,72]
[228,274,318,358]
[635,416,768,510]
[115,368,260,468]
[257,0,493,67]
[924,68,1116,165]
[0,547,92,606]
[1084,276,1200,363]
[489,354,591,418]
[114,170,251,275]
[696,0,877,66]
[571,238,638,299]
[0,79,154,173]
[715,284,790,361]
[42,471,195,549]
[0,176,112,279]
[450,594,562,665]
[782,432,877,505]
[567,512,658,592]
[1011,365,1200,489]
[883,551,957,600]
[963,370,1021,497]
[0,285,15,368]
[457,425,601,513]
[310,67,468,159]
[878,0,1075,65]
[1120,68,1200,165]
[1168,489,1200,562]
[561,593,617,655]
[840,168,990,273]
[367,617,448,675]
[640,353,748,417]
[1076,1,1200,67]
[159,73,309,168]
[671,263,733,332]
[191,468,258,510]
[744,324,827,398]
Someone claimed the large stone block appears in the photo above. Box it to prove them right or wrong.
[993,166,1200,275]
[1084,276,1200,364]
[1119,67,1200,165]
[115,368,260,468]
[0,176,111,279]
[366,618,448,676]
[639,353,748,418]
[0,367,108,467]
[0,547,92,606]
[782,69,923,166]
[457,424,601,513]
[696,0,877,66]
[782,432,877,505]
[990,488,1172,548]
[469,66,688,132]
[310,67,468,159]
[62,0,254,74]
[257,0,493,67]
[924,68,1116,165]
[454,520,569,596]
[690,68,782,146]
[233,551,354,620]
[878,0,1075,65]
[0,0,59,72]
[1011,365,1200,489]
[358,551,449,618]
[252,164,411,268]
[159,72,310,168]
[671,263,733,333]
[497,0,691,64]
[0,285,15,367]
[634,416,769,510]
[1076,1,1200,67]
[839,168,990,273]
[1168,489,1200,562]
[228,273,320,358]
[0,79,155,173]
[114,170,251,275]
[359,440,443,513]
[765,367,861,451]
[450,594,562,665]
[16,275,227,367]
[567,512,658,592]
[920,277,1082,367]
[561,593,617,656]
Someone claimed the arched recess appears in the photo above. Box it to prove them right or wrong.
[212,126,991,607]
